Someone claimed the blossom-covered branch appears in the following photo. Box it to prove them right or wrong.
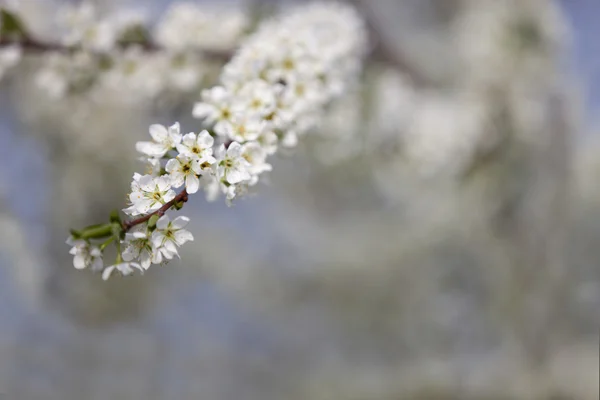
[0,2,247,98]
[66,2,368,280]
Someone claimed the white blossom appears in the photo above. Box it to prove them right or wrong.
[241,141,272,185]
[151,215,194,260]
[67,237,103,271]
[136,122,182,158]
[165,155,202,194]
[124,174,176,216]
[215,142,251,185]
[121,224,155,270]
[102,261,144,281]
[223,116,266,143]
[176,131,216,164]
[192,86,236,136]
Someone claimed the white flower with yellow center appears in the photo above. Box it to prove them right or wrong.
[124,174,176,216]
[165,154,202,194]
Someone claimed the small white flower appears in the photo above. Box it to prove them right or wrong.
[192,86,236,135]
[102,261,144,281]
[241,142,272,185]
[125,174,176,216]
[121,224,155,270]
[233,80,277,118]
[136,122,182,158]
[165,154,202,194]
[176,131,216,165]
[256,131,279,155]
[151,215,194,260]
[67,237,103,271]
[215,142,251,184]
[224,116,266,143]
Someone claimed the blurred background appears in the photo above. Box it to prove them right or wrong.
[0,0,598,399]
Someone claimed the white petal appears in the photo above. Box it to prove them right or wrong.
[73,255,86,270]
[191,159,203,174]
[198,131,214,147]
[192,103,212,119]
[165,158,179,173]
[163,189,176,202]
[174,230,194,246]
[91,257,104,272]
[117,263,134,276]
[123,204,140,216]
[156,176,172,192]
[156,215,170,230]
[214,121,231,136]
[130,262,144,273]
[215,144,227,159]
[131,231,147,239]
[139,251,152,269]
[182,133,197,147]
[168,122,180,135]
[138,175,155,192]
[227,142,243,157]
[152,233,165,248]
[164,240,178,255]
[226,167,248,184]
[149,124,168,142]
[171,216,190,229]
[122,246,138,261]
[134,199,154,214]
[185,174,200,194]
[135,141,154,154]
[151,248,163,264]
[169,172,185,188]
[102,265,116,281]
[159,246,176,260]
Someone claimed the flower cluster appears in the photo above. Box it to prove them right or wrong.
[0,1,247,100]
[65,3,367,279]
[192,2,367,200]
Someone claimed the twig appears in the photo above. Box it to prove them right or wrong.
[122,189,189,231]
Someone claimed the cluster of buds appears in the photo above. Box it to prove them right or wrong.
[66,2,367,279]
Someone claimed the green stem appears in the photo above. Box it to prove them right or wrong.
[80,224,113,240]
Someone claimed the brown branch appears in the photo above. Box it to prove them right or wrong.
[122,189,189,231]
[0,37,232,61]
